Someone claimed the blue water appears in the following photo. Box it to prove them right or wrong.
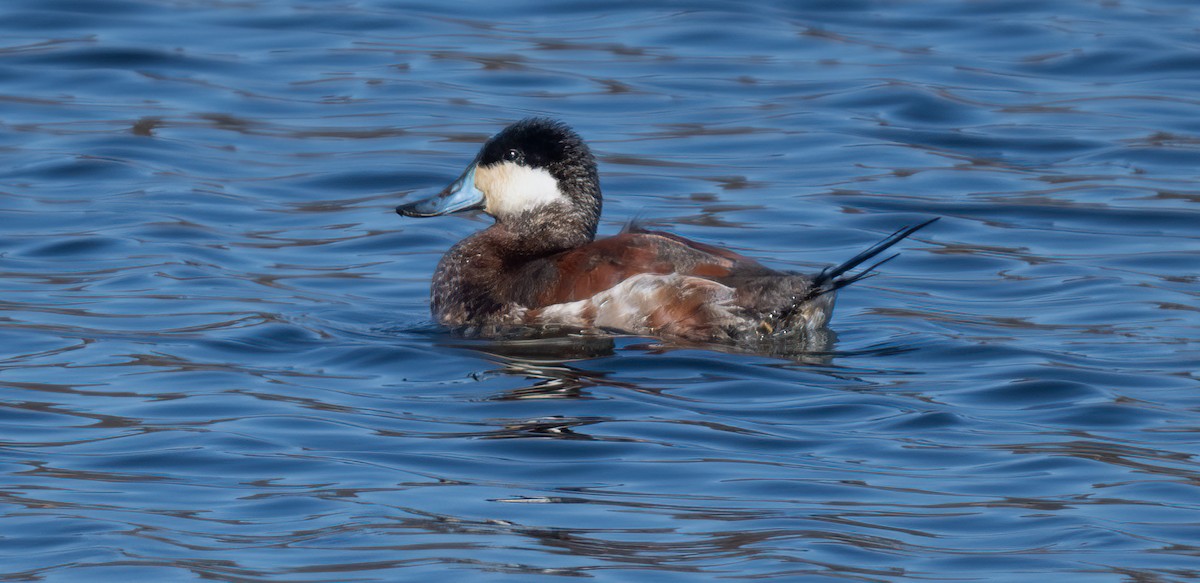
[2,1,1199,581]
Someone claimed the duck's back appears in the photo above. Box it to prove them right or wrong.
[501,228,822,341]
[510,229,770,304]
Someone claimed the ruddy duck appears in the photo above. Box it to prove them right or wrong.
[398,118,935,343]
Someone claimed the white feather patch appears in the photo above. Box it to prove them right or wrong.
[474,161,565,218]
[534,273,738,334]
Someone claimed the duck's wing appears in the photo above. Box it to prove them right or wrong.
[504,221,937,342]
[511,231,773,307]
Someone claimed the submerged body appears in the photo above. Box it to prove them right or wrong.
[398,118,935,344]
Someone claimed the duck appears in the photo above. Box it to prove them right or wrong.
[397,117,936,344]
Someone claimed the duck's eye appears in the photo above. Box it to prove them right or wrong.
[504,149,522,163]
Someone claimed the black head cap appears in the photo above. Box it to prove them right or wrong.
[478,118,599,194]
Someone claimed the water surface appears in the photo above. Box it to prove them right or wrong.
[2,1,1199,581]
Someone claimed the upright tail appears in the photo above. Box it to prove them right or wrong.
[761,217,937,338]
[811,217,939,293]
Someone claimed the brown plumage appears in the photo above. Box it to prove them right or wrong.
[397,118,936,344]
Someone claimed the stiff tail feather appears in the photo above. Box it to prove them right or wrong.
[810,217,939,294]
[765,217,937,336]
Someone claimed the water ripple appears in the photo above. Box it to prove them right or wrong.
[2,0,1199,581]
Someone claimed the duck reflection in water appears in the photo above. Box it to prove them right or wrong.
[398,118,936,350]
[447,330,838,405]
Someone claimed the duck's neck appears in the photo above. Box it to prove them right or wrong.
[497,206,597,256]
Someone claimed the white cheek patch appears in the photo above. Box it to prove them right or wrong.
[474,161,565,217]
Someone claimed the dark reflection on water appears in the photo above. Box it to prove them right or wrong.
[3,0,1200,581]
